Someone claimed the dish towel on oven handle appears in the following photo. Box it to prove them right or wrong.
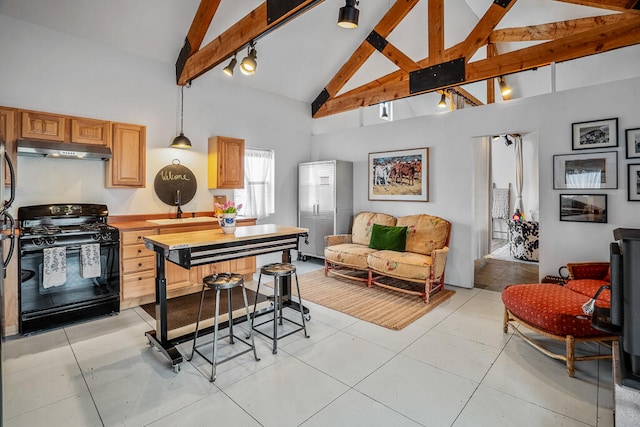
[43,247,67,288]
[81,243,102,279]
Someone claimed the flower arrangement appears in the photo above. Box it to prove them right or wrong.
[215,200,242,215]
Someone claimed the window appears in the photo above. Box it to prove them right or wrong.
[234,148,275,219]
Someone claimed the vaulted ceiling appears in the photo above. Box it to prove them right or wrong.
[2,0,639,119]
[176,0,640,118]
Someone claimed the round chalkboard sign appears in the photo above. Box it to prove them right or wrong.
[154,159,197,206]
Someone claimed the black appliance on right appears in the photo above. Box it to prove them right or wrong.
[610,228,640,390]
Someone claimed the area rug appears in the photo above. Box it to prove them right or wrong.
[288,269,455,330]
[140,288,268,332]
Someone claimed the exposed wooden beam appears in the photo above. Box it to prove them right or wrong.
[490,13,632,42]
[313,16,640,117]
[428,0,445,63]
[456,0,516,61]
[379,41,422,73]
[176,0,221,83]
[486,44,497,104]
[178,0,324,85]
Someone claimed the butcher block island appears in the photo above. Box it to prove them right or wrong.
[111,215,257,309]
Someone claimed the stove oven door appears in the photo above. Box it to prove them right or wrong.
[19,241,120,334]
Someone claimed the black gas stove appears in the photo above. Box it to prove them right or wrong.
[17,203,120,334]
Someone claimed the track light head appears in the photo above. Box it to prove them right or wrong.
[223,55,237,77]
[379,101,392,121]
[338,0,359,28]
[438,93,447,108]
[240,44,257,76]
[503,135,513,146]
[498,76,511,97]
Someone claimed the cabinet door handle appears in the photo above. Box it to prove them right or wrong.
[138,263,143,267]
[137,235,143,240]
[138,277,142,281]
[137,249,142,254]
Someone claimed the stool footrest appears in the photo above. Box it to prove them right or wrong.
[192,333,259,367]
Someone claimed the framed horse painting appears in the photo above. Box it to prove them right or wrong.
[369,148,429,201]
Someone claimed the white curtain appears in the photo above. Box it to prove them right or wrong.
[237,148,274,219]
[566,171,601,188]
[514,135,524,215]
[472,136,492,259]
[451,91,466,110]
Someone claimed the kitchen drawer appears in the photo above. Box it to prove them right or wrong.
[122,243,155,260]
[121,229,157,246]
[122,256,156,274]
[122,270,155,299]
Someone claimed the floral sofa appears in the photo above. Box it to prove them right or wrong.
[324,212,451,303]
[501,262,615,377]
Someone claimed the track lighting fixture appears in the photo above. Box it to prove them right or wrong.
[438,93,447,108]
[498,76,511,98]
[240,42,257,76]
[492,134,513,146]
[223,54,237,77]
[170,85,192,149]
[338,0,359,28]
[379,101,392,121]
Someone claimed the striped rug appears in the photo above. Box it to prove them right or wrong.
[290,269,455,330]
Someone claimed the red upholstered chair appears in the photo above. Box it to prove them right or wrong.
[502,262,617,377]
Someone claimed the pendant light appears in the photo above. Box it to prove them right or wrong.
[170,85,192,149]
[338,0,359,28]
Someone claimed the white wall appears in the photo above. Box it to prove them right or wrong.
[0,14,312,228]
[310,76,640,288]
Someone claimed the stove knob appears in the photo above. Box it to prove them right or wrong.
[34,237,44,246]
[45,237,56,245]
[92,233,102,241]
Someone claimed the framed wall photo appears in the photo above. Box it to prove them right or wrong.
[572,118,618,150]
[369,148,429,201]
[553,151,617,189]
[559,194,607,223]
[628,164,640,201]
[626,128,640,159]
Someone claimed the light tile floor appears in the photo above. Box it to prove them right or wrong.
[3,258,614,427]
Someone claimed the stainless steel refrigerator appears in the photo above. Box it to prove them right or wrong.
[298,160,353,260]
[0,141,16,427]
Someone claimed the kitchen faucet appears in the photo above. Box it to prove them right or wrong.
[175,190,182,219]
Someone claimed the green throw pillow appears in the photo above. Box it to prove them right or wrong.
[368,224,407,252]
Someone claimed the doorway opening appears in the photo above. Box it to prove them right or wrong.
[472,133,540,292]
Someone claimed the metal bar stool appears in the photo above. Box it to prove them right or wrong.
[188,272,260,382]
[251,262,309,354]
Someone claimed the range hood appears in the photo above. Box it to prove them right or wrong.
[17,139,112,160]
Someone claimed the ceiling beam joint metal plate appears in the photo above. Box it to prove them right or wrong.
[366,31,388,52]
[493,0,513,8]
[409,58,466,94]
[311,88,330,116]
[267,0,307,24]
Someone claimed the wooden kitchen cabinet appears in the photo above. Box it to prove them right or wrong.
[107,122,146,188]
[3,237,19,336]
[208,136,244,189]
[120,228,157,308]
[71,118,110,145]
[21,111,66,141]
[0,107,17,186]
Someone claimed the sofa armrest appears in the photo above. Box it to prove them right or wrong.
[566,262,610,281]
[431,246,449,282]
[325,234,352,247]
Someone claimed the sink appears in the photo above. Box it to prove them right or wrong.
[147,217,218,225]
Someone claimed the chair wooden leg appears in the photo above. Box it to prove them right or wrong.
[324,258,329,276]
[503,307,509,333]
[566,335,576,377]
[367,269,373,288]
